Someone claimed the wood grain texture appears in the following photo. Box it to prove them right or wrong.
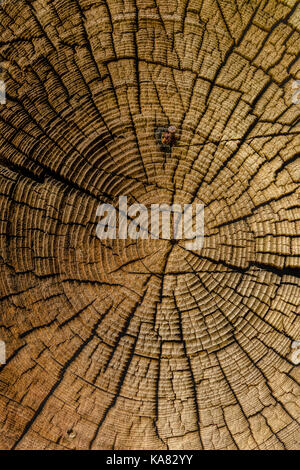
[0,0,299,450]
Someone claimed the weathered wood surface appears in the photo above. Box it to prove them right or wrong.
[0,0,299,450]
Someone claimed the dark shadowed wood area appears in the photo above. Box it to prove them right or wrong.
[0,0,299,450]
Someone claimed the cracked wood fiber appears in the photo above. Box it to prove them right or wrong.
[0,0,299,451]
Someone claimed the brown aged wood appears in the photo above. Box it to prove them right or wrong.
[0,0,299,450]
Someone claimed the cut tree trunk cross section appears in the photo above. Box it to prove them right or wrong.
[0,0,299,450]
